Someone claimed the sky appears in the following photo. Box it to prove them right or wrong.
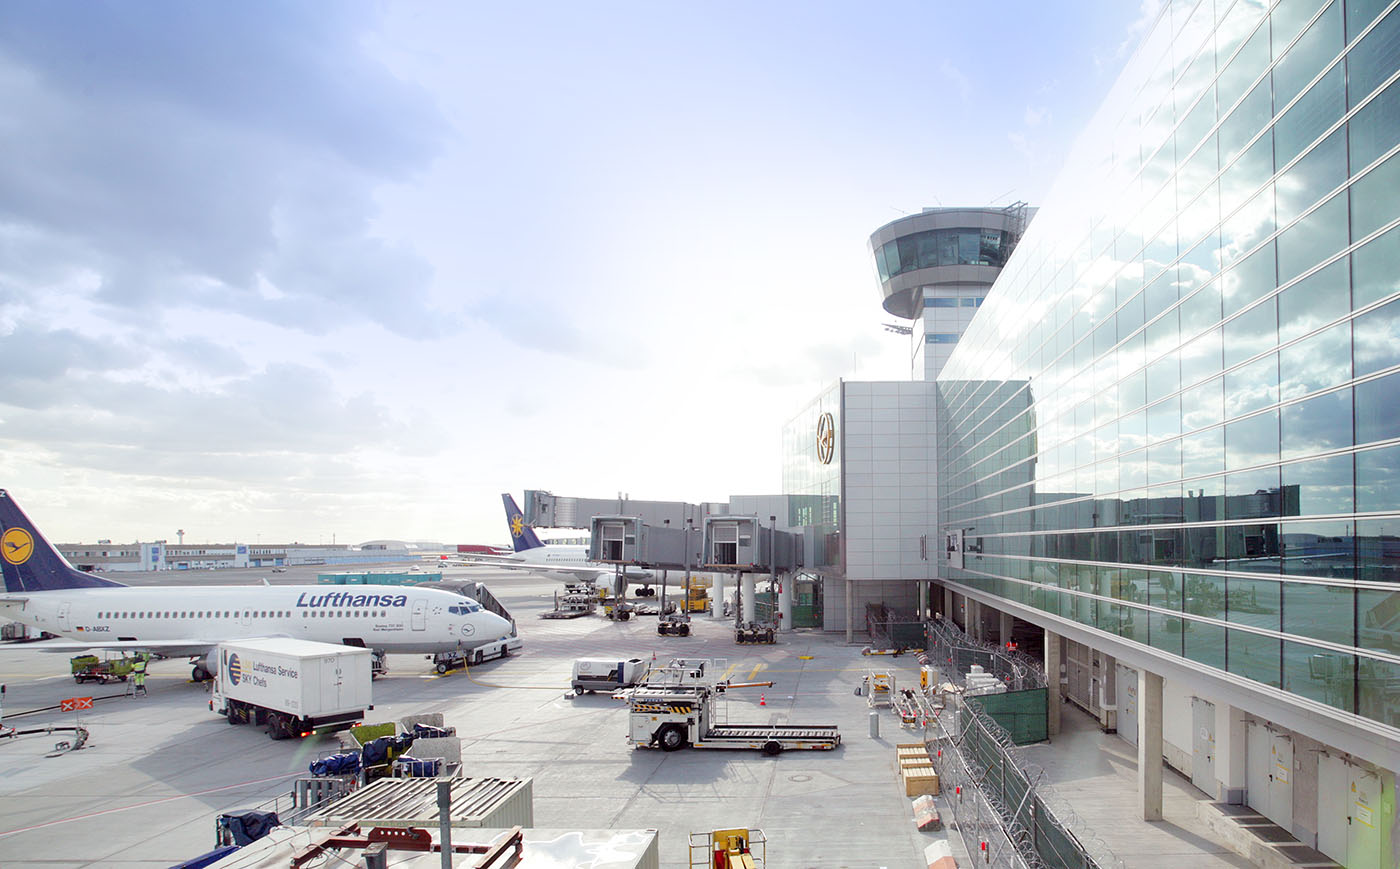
[0,1,1161,546]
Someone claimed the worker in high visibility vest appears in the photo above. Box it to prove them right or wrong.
[132,654,148,696]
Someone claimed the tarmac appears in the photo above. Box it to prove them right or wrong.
[0,564,1299,868]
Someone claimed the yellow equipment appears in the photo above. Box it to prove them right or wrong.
[688,827,767,869]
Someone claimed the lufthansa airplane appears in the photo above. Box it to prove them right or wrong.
[0,489,514,680]
[461,494,653,587]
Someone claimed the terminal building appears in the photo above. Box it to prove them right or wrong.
[780,1,1400,865]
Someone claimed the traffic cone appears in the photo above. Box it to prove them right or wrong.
[759,694,766,706]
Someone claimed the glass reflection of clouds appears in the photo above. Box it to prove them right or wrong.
[936,1,1400,726]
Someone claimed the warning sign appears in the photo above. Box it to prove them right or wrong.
[60,697,93,712]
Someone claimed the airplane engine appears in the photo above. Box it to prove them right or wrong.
[192,654,215,682]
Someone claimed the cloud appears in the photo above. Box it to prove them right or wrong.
[0,2,447,336]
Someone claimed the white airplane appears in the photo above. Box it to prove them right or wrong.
[0,489,515,681]
[461,494,653,588]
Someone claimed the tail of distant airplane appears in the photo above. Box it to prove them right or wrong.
[0,489,124,593]
[501,493,545,553]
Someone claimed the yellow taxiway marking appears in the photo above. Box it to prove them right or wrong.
[720,662,740,682]
[747,662,766,681]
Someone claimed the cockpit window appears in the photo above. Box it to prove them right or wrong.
[447,603,483,615]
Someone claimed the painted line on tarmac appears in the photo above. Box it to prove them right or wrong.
[0,771,302,839]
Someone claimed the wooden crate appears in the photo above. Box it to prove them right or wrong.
[903,766,940,797]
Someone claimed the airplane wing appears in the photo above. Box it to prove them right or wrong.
[458,557,610,584]
[14,638,217,658]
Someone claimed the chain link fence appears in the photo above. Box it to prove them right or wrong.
[915,618,1125,869]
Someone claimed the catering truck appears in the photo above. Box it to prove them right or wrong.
[209,638,373,740]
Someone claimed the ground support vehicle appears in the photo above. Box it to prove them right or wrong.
[571,657,650,695]
[429,635,521,673]
[864,671,894,708]
[70,653,137,684]
[735,621,776,644]
[626,666,839,755]
[689,828,767,869]
[210,639,373,740]
[657,613,692,636]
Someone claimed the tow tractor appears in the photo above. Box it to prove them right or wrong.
[627,659,839,755]
[70,653,139,684]
[429,635,521,674]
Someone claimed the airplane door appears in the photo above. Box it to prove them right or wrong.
[411,599,426,631]
[1191,697,1216,795]
[1316,752,1348,865]
[56,602,72,632]
[1349,767,1383,869]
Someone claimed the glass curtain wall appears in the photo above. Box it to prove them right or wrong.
[939,0,1400,728]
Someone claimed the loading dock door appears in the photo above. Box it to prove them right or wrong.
[1116,664,1138,746]
[1247,722,1271,818]
[1317,753,1348,864]
[1350,767,1383,869]
[1268,733,1293,832]
[1191,697,1216,796]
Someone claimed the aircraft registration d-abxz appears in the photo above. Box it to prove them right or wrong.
[0,489,514,680]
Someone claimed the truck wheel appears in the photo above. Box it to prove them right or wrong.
[763,741,783,756]
[267,714,290,740]
[435,662,449,674]
[658,725,687,752]
[474,650,484,665]
[680,625,691,637]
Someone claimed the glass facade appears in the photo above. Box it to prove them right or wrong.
[940,0,1400,729]
[782,384,842,569]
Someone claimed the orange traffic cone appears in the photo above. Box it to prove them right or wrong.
[759,694,766,706]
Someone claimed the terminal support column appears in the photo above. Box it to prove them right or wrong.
[740,573,756,625]
[711,574,725,618]
[1138,668,1164,821]
[1214,703,1249,804]
[1044,629,1062,737]
[778,576,792,630]
[999,611,1014,647]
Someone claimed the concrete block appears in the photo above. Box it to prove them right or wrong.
[924,840,957,868]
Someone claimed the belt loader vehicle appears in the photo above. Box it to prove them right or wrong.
[209,638,373,740]
[626,660,839,755]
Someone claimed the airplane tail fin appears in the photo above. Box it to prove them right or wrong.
[501,493,545,553]
[0,490,124,593]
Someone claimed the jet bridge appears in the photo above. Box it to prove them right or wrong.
[702,516,803,638]
[525,490,725,530]
[702,516,800,574]
[589,516,702,571]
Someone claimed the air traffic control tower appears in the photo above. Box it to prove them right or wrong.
[869,205,1030,380]
[780,205,1034,636]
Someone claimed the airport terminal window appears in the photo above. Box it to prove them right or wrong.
[879,228,1012,281]
[927,333,959,344]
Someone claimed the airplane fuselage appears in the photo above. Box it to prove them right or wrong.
[2,584,510,655]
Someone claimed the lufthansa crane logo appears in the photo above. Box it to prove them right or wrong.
[816,412,835,464]
[510,514,525,538]
[227,653,244,685]
[2,528,34,565]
